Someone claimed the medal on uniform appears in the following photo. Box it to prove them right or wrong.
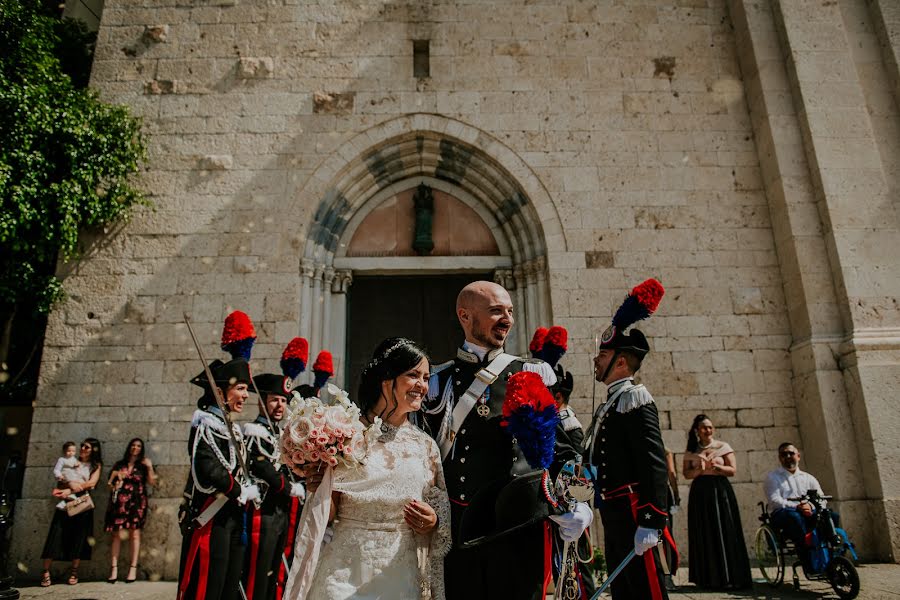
[476,387,490,417]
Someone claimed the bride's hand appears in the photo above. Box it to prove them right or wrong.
[404,500,437,534]
[293,464,325,495]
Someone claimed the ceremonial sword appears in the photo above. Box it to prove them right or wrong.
[590,549,636,599]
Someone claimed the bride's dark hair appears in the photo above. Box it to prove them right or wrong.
[357,337,429,421]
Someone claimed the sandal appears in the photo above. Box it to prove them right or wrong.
[108,562,118,584]
[40,570,51,587]
[126,563,138,583]
[67,567,78,585]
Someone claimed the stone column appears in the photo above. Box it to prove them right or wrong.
[299,259,314,338]
[512,265,528,353]
[309,264,325,380]
[320,267,335,353]
[533,255,549,325]
[494,268,517,355]
[330,270,353,388]
[523,259,540,346]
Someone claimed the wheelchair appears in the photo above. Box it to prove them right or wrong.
[755,489,860,599]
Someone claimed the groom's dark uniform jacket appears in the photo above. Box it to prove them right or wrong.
[423,345,578,600]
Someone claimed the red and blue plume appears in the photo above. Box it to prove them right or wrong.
[280,337,309,379]
[221,311,256,360]
[539,325,568,368]
[612,278,665,330]
[529,327,548,358]
[312,350,334,390]
[500,371,559,470]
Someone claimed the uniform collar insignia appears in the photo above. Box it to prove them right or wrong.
[457,346,505,364]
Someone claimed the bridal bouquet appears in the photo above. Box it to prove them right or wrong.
[280,383,371,470]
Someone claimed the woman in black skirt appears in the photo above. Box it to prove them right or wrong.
[683,414,751,589]
[40,437,103,587]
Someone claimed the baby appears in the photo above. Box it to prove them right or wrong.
[53,441,79,509]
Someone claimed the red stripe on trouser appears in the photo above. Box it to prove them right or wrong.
[276,496,300,600]
[627,493,664,600]
[662,525,679,572]
[541,521,553,597]
[245,507,262,600]
[178,497,216,600]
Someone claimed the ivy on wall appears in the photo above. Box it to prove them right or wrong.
[0,0,148,395]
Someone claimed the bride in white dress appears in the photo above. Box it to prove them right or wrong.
[296,337,451,600]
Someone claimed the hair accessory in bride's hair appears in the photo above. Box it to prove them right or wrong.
[381,340,406,359]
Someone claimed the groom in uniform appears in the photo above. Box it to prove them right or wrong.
[423,281,592,600]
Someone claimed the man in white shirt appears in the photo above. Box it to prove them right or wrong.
[763,442,839,561]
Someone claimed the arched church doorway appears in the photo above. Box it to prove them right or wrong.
[294,126,555,390]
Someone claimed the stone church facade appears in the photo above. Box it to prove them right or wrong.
[12,0,900,580]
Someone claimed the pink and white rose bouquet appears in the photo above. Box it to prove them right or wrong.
[280,383,372,471]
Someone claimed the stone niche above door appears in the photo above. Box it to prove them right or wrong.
[345,186,501,258]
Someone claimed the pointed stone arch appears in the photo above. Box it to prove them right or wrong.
[292,114,563,374]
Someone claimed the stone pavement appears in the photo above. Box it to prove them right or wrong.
[10,564,900,599]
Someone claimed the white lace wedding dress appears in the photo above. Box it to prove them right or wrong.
[307,421,451,600]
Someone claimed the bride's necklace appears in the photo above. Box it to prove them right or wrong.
[378,420,400,442]
[365,413,402,442]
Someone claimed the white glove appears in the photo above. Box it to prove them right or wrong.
[549,502,594,543]
[237,483,260,506]
[669,504,680,515]
[289,481,306,500]
[634,526,659,556]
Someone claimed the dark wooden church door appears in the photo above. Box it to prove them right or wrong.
[346,273,489,394]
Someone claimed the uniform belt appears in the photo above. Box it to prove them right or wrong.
[599,483,639,501]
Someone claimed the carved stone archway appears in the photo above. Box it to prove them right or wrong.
[293,118,561,383]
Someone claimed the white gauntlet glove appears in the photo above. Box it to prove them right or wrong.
[549,502,594,543]
[634,526,659,556]
[237,483,260,506]
[289,481,306,500]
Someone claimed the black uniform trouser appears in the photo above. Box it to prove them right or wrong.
[179,502,246,600]
[245,505,289,600]
[445,521,546,600]
[600,504,668,600]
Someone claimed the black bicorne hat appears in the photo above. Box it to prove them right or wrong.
[253,373,293,398]
[551,365,574,396]
[598,326,650,357]
[457,470,562,548]
[191,358,254,407]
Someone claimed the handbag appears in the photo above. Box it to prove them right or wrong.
[65,492,94,517]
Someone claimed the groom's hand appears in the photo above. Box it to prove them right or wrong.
[549,502,593,542]
[404,500,437,534]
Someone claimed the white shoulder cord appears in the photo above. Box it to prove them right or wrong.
[191,422,238,495]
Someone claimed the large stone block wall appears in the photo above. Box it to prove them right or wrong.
[12,0,900,580]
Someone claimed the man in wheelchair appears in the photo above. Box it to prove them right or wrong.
[763,442,840,565]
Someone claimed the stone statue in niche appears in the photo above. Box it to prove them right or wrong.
[412,183,435,256]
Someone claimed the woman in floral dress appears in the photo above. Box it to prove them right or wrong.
[104,437,158,583]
